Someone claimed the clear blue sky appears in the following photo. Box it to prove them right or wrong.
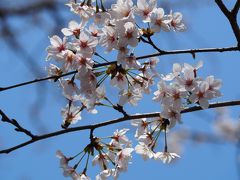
[0,0,240,180]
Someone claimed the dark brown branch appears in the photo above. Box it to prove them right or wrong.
[215,0,240,47]
[140,36,165,53]
[231,0,240,16]
[0,100,240,154]
[0,110,37,139]
[136,46,240,60]
[0,46,239,92]
[113,104,129,117]
[215,0,230,16]
[146,36,165,53]
[0,71,78,92]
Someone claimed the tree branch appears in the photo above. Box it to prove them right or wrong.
[0,110,37,139]
[136,46,239,60]
[231,0,240,16]
[0,100,240,154]
[0,46,239,92]
[215,0,240,47]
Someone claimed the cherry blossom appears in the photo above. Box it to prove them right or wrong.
[135,142,155,160]
[150,8,171,32]
[99,26,118,52]
[110,72,128,89]
[189,81,212,109]
[111,129,131,146]
[205,75,222,98]
[131,117,149,138]
[153,80,170,104]
[154,151,180,163]
[118,88,143,106]
[110,0,134,19]
[46,35,68,60]
[135,0,157,23]
[119,21,140,47]
[60,79,80,101]
[61,104,81,128]
[67,3,94,21]
[74,31,98,57]
[61,20,86,37]
[169,11,186,32]
[115,148,134,172]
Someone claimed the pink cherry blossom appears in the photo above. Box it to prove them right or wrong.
[61,20,85,37]
[154,151,180,163]
[150,8,171,32]
[135,0,157,22]
[46,35,68,60]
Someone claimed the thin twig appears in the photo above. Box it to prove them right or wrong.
[146,36,165,53]
[0,100,240,154]
[215,0,240,46]
[0,46,239,92]
[231,0,240,16]
[0,110,37,139]
[136,46,240,60]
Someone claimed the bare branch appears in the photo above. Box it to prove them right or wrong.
[136,46,240,60]
[0,46,239,92]
[215,0,240,46]
[0,110,37,139]
[215,0,230,16]
[231,0,240,16]
[0,100,240,154]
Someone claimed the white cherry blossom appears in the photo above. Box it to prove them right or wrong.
[189,81,211,109]
[119,21,140,47]
[46,35,68,60]
[153,80,170,104]
[131,117,149,138]
[150,8,171,32]
[111,0,134,19]
[169,11,186,32]
[62,20,85,37]
[110,72,128,89]
[60,79,80,101]
[74,31,98,57]
[135,142,155,160]
[67,3,94,21]
[205,75,222,98]
[135,0,157,22]
[61,104,81,128]
[118,88,143,106]
[115,148,134,172]
[154,151,180,163]
[99,26,118,52]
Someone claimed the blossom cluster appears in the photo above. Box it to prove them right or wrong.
[46,0,223,180]
[57,128,134,180]
[46,0,186,128]
[153,60,222,128]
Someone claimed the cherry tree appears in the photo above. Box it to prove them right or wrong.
[0,0,240,179]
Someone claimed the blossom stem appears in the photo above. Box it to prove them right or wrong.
[83,152,90,174]
[71,149,85,160]
[73,151,87,169]
[97,74,109,87]
[94,52,109,63]
[164,127,168,152]
[101,148,116,166]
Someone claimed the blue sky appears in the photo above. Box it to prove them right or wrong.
[0,0,240,180]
